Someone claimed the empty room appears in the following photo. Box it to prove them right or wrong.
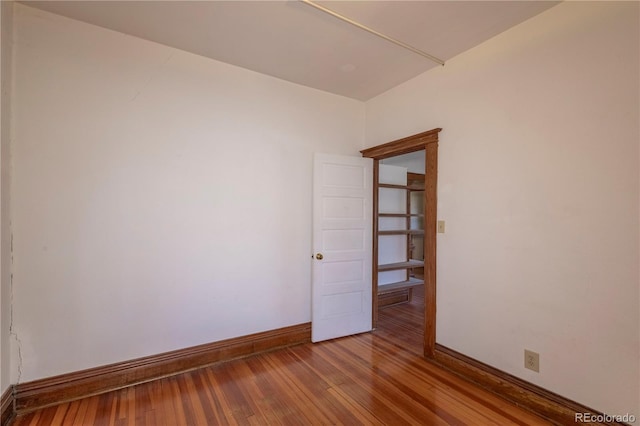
[0,1,638,425]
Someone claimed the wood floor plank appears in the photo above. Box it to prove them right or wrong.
[227,359,282,425]
[313,341,451,425]
[12,292,552,425]
[259,351,334,425]
[17,410,37,426]
[285,344,383,424]
[47,402,68,425]
[265,348,363,425]
[70,393,90,426]
[243,354,306,425]
[325,385,384,425]
[203,368,240,426]
[59,399,80,425]
[81,394,100,426]
[241,357,284,421]
[335,336,505,425]
[166,376,188,426]
[34,405,58,426]
[124,387,135,426]
[92,387,114,426]
[207,362,255,424]
[187,370,221,425]
[158,378,179,426]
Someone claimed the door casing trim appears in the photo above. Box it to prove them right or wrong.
[361,128,441,357]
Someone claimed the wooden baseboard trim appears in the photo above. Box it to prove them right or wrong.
[432,344,626,426]
[378,289,410,307]
[1,387,14,426]
[14,322,311,414]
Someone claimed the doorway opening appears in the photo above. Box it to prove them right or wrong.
[361,128,441,357]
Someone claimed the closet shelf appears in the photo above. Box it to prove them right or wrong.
[378,260,424,271]
[378,183,406,190]
[379,213,424,218]
[379,183,424,191]
[378,278,424,295]
[379,230,425,236]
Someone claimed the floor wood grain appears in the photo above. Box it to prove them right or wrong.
[13,291,551,425]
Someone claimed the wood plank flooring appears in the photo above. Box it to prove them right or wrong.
[13,290,551,425]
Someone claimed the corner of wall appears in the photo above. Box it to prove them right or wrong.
[0,0,15,394]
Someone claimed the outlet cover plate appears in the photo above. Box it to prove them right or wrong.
[524,349,539,372]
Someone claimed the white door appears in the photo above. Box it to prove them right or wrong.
[312,153,373,342]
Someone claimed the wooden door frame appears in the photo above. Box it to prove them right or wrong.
[360,128,441,358]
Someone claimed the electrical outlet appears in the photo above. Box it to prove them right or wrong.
[437,220,445,233]
[524,349,540,372]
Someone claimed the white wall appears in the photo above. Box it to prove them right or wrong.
[0,0,14,393]
[381,151,424,174]
[11,4,364,382]
[366,1,639,417]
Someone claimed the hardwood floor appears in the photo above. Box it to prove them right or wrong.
[13,291,551,425]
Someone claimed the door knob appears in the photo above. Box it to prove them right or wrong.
[315,253,324,260]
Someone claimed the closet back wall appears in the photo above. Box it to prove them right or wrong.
[11,4,364,383]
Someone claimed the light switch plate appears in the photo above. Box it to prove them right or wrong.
[437,220,445,233]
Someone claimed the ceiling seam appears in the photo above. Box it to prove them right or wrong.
[300,0,445,67]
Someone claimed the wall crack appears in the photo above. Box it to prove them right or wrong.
[9,231,22,384]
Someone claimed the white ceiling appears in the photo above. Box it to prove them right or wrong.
[20,1,559,100]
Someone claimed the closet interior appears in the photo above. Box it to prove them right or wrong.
[376,151,426,308]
